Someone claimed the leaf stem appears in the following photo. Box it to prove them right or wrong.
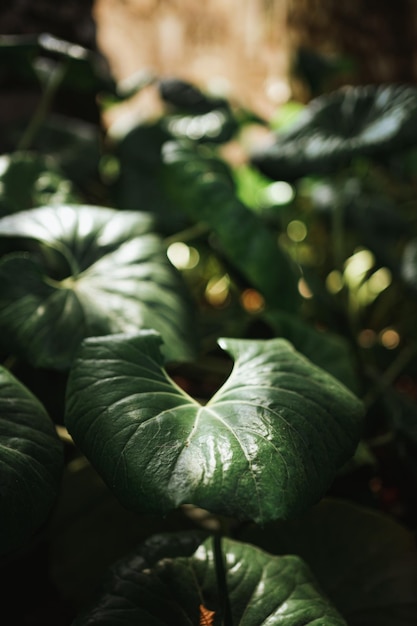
[164,222,210,247]
[213,533,233,626]
[17,61,68,152]
[332,199,345,272]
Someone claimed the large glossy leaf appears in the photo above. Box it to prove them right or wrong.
[242,498,417,626]
[0,366,63,555]
[162,140,301,312]
[251,85,417,180]
[73,534,347,625]
[65,331,363,523]
[0,205,195,368]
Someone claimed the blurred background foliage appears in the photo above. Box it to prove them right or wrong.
[2,1,417,624]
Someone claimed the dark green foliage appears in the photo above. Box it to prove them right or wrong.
[1,42,417,625]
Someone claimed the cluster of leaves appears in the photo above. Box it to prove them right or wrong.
[1,34,417,625]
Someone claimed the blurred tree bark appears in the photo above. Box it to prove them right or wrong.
[288,0,417,89]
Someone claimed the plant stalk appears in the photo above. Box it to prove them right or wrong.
[17,62,68,153]
[213,533,233,626]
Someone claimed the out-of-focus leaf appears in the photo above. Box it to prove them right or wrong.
[0,205,196,368]
[242,498,417,626]
[158,77,227,114]
[162,140,301,312]
[0,33,115,95]
[66,331,363,523]
[264,310,360,394]
[164,108,237,144]
[73,534,347,625]
[33,115,101,191]
[252,85,417,180]
[0,366,63,555]
[0,152,78,217]
[293,47,356,96]
[0,34,39,86]
[401,239,417,292]
[109,121,187,234]
[310,177,409,272]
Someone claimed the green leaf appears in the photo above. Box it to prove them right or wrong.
[401,239,417,292]
[73,534,347,625]
[162,140,301,312]
[110,121,188,235]
[159,77,227,113]
[252,85,417,180]
[0,33,116,95]
[36,33,116,95]
[65,332,363,523]
[264,310,360,394]
[0,152,78,217]
[241,498,417,626]
[0,205,196,368]
[164,108,238,144]
[33,115,101,191]
[0,366,63,555]
[48,458,204,609]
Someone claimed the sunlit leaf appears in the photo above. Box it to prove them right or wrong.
[252,85,417,180]
[162,140,301,312]
[0,205,196,368]
[65,331,363,523]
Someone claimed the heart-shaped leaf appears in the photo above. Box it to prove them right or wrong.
[65,331,363,523]
[0,366,64,555]
[0,205,195,368]
[241,498,417,626]
[73,534,347,625]
[251,85,417,180]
